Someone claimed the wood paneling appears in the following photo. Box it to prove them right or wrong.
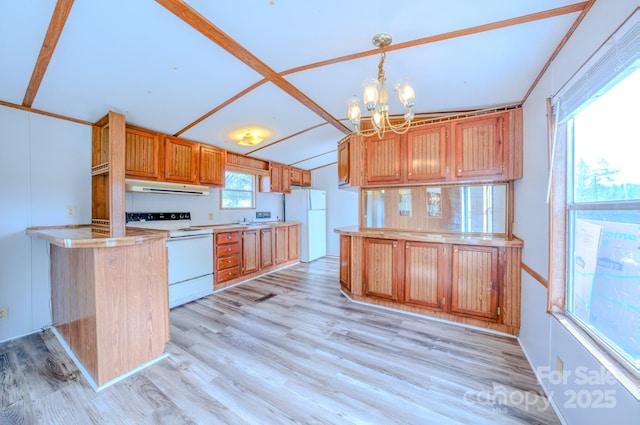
[199,145,225,186]
[451,245,499,321]
[365,134,402,184]
[260,227,274,269]
[454,115,504,179]
[164,136,198,183]
[406,124,448,182]
[242,229,260,274]
[125,127,161,180]
[404,241,447,310]
[363,238,399,301]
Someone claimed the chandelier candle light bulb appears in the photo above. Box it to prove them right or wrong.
[347,33,416,137]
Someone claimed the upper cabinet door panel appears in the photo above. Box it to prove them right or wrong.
[125,127,161,180]
[164,136,198,183]
[454,115,504,179]
[406,124,448,182]
[365,134,402,185]
[199,145,225,187]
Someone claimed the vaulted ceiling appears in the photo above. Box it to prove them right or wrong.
[1,0,593,170]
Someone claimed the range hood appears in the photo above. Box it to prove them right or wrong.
[125,179,210,196]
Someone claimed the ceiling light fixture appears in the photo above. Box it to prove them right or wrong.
[347,33,415,138]
[237,130,263,146]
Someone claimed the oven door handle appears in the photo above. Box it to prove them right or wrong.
[167,234,212,242]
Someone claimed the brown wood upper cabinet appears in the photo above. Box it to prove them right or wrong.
[364,134,402,185]
[125,126,161,180]
[301,170,311,186]
[199,145,225,187]
[290,167,312,187]
[453,115,504,180]
[267,162,291,193]
[164,136,198,184]
[345,108,522,188]
[406,124,448,183]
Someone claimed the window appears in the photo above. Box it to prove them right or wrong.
[550,16,639,377]
[221,171,255,209]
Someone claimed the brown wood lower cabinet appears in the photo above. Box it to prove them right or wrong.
[346,234,521,335]
[242,229,260,274]
[339,235,351,292]
[215,230,242,283]
[274,225,289,264]
[288,224,299,261]
[260,227,274,269]
[404,241,447,311]
[363,238,401,301]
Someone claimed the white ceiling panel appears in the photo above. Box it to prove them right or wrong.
[0,1,57,104]
[2,1,591,169]
[31,0,262,132]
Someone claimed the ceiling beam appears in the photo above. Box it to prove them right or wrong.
[284,2,590,75]
[22,0,75,107]
[521,0,597,104]
[156,0,351,135]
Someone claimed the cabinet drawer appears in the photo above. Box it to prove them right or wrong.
[216,254,240,271]
[216,231,241,244]
[216,266,241,283]
[216,243,240,257]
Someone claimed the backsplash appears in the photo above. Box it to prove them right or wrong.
[125,188,284,226]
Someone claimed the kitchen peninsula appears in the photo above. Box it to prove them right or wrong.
[26,225,170,389]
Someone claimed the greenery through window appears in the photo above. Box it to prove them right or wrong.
[565,65,640,374]
[221,171,255,209]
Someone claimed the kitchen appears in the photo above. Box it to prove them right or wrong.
[2,1,639,423]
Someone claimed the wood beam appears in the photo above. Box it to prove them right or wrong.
[22,0,75,107]
[156,0,351,135]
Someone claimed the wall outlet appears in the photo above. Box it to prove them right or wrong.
[66,206,76,217]
[208,213,214,221]
[0,306,8,320]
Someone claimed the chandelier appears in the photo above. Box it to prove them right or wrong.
[347,33,416,138]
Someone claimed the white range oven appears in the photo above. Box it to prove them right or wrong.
[126,212,213,308]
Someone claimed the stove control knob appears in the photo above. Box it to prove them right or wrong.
[179,213,184,219]
[171,214,176,219]
[147,214,153,220]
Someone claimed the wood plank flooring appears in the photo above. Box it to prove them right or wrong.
[0,257,559,424]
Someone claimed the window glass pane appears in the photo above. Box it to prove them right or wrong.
[222,171,254,209]
[572,67,640,203]
[566,64,640,373]
[567,212,640,369]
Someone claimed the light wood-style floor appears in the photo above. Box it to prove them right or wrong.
[1,257,559,424]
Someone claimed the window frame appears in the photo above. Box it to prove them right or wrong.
[548,11,640,397]
[220,170,256,210]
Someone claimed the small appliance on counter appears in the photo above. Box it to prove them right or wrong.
[126,212,213,308]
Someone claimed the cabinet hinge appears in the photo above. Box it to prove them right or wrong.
[441,297,446,306]
[497,306,501,316]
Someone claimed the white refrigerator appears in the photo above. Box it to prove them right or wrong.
[285,189,326,262]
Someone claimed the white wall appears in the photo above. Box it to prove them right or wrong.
[311,164,359,256]
[516,1,639,422]
[0,106,91,343]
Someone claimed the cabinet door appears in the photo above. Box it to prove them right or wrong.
[339,235,351,291]
[270,163,283,192]
[164,136,198,183]
[451,245,499,321]
[406,124,448,182]
[454,115,504,179]
[287,224,299,261]
[365,134,402,185]
[363,238,400,301]
[199,145,225,186]
[282,166,291,193]
[260,227,274,269]
[125,127,161,180]
[290,167,302,186]
[274,226,288,264]
[404,241,447,311]
[242,229,260,274]
[302,170,311,187]
[338,140,350,186]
